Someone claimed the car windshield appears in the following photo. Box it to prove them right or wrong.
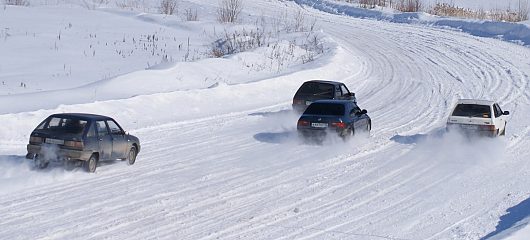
[295,82,334,98]
[39,117,88,136]
[304,103,345,116]
[452,104,491,118]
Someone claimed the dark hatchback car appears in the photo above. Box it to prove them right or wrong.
[292,80,356,113]
[26,113,140,172]
[297,100,371,140]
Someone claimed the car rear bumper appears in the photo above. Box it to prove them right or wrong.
[297,127,344,138]
[26,144,92,161]
[446,125,498,137]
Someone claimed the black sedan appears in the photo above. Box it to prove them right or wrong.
[297,100,371,140]
[26,113,140,172]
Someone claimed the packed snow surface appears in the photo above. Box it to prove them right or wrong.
[0,0,530,239]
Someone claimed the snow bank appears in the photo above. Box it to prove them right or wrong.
[0,38,348,143]
[295,0,530,47]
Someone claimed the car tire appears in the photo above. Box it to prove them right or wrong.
[85,154,98,173]
[127,147,137,166]
[33,154,49,169]
[341,127,354,141]
[500,126,506,136]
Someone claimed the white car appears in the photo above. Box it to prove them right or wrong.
[446,99,509,137]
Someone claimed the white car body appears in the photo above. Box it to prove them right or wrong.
[446,99,509,137]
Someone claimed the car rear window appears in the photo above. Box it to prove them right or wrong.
[42,117,88,135]
[452,104,491,118]
[295,82,334,98]
[304,103,345,116]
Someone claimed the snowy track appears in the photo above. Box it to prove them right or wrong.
[1,1,530,239]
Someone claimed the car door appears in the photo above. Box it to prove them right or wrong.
[493,104,506,132]
[349,105,363,130]
[83,121,99,152]
[95,120,112,161]
[107,120,128,160]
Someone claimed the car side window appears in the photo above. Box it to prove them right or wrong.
[96,121,109,137]
[493,104,502,118]
[335,86,341,97]
[48,117,63,129]
[86,122,96,137]
[350,104,361,115]
[107,120,123,135]
[340,85,350,96]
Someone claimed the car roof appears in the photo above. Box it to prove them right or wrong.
[49,113,113,121]
[456,99,495,106]
[304,80,344,86]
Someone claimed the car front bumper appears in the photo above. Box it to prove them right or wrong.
[26,144,93,161]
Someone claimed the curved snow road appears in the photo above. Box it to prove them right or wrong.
[1,1,530,240]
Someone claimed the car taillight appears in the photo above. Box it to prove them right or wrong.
[64,140,84,149]
[293,99,304,105]
[297,120,310,126]
[29,136,43,143]
[331,122,346,128]
[478,125,496,131]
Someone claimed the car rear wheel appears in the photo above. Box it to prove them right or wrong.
[33,154,49,169]
[341,127,354,141]
[85,154,98,173]
[127,147,137,165]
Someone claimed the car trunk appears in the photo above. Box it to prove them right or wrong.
[298,115,344,130]
[31,129,84,144]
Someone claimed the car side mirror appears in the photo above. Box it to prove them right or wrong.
[503,111,510,115]
[361,109,368,115]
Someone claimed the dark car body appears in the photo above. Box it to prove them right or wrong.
[292,80,356,113]
[26,113,140,172]
[297,100,371,140]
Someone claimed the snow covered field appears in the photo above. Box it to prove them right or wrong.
[1,0,530,239]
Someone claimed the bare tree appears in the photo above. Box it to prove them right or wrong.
[159,0,178,15]
[517,0,529,21]
[184,8,198,21]
[395,0,422,12]
[217,0,243,23]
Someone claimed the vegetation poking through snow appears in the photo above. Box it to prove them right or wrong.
[4,0,29,6]
[340,0,422,12]
[429,1,529,22]
[335,0,529,22]
[210,9,325,72]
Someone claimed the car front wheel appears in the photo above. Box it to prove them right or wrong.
[127,147,137,165]
[500,125,506,136]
